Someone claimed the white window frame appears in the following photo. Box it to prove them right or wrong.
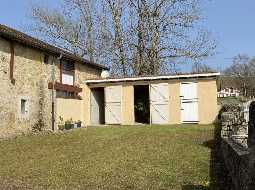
[62,71,74,85]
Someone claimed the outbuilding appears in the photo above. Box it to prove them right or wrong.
[83,72,220,126]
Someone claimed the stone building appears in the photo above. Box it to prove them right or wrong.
[0,24,108,133]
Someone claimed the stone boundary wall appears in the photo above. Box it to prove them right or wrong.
[221,138,249,190]
[220,102,254,190]
[220,104,248,148]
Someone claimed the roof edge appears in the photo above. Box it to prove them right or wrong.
[85,72,220,84]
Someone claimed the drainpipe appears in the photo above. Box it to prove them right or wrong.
[51,53,62,131]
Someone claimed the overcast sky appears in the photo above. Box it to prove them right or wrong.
[0,0,255,72]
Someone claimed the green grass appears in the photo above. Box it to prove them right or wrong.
[0,125,216,190]
[217,96,244,105]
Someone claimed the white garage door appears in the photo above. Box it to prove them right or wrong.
[180,82,198,123]
[150,83,169,124]
[104,86,122,124]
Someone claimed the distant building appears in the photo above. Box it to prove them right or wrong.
[218,87,240,98]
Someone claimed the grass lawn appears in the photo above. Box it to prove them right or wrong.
[0,125,217,190]
[217,96,245,105]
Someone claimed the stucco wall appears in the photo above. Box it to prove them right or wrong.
[86,78,218,125]
[122,85,135,125]
[55,61,101,127]
[83,85,91,126]
[56,98,83,122]
[169,81,181,124]
[198,79,218,124]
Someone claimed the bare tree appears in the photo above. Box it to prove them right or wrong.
[106,0,128,76]
[67,0,96,62]
[128,0,149,75]
[30,0,97,62]
[127,0,216,75]
[94,1,112,68]
[31,5,83,55]
[28,0,216,76]
[192,62,215,73]
[224,54,255,96]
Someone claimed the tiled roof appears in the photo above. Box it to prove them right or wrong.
[0,24,109,70]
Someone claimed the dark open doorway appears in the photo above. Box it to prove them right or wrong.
[91,87,105,125]
[134,85,150,124]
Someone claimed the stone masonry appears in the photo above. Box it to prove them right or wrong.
[220,102,255,190]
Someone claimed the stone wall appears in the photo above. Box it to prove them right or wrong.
[219,103,254,190]
[0,37,102,135]
[0,37,52,133]
[75,63,101,83]
[221,138,249,190]
[220,104,248,148]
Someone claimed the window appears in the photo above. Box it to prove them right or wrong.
[62,61,75,71]
[61,60,75,85]
[56,91,76,99]
[20,98,29,117]
[21,99,26,114]
[44,54,49,64]
[56,90,81,99]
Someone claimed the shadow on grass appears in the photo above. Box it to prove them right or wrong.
[203,125,231,190]
[182,125,231,190]
[182,185,209,190]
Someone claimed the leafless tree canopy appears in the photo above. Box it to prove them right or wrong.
[224,54,255,77]
[29,0,216,76]
[192,62,215,73]
[222,54,255,96]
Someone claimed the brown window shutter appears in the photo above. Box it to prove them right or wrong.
[73,63,75,85]
[10,42,15,84]
[59,61,62,83]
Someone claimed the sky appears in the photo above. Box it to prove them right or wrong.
[0,0,255,72]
